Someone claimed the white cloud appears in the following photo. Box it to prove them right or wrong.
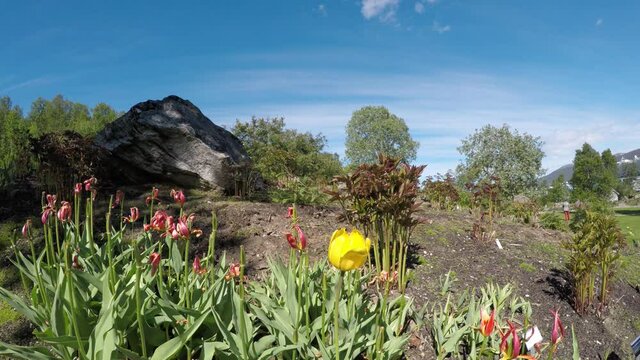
[361,0,399,21]
[432,21,451,34]
[192,68,639,176]
[414,2,425,14]
[595,18,603,26]
[316,4,327,16]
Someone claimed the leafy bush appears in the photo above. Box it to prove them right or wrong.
[539,212,569,231]
[507,198,540,225]
[0,184,416,359]
[269,177,329,205]
[565,210,625,314]
[422,173,460,210]
[466,177,502,242]
[327,154,425,293]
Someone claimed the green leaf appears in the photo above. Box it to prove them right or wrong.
[150,311,209,360]
[0,341,53,360]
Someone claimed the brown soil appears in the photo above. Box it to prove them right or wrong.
[1,189,639,359]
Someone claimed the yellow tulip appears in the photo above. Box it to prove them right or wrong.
[328,228,371,271]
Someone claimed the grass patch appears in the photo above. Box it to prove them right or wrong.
[618,251,640,288]
[519,262,536,273]
[0,268,19,288]
[531,241,568,266]
[614,207,640,245]
[0,301,19,324]
[0,220,20,251]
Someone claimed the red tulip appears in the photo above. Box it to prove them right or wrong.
[175,217,190,238]
[193,256,206,275]
[152,187,159,199]
[57,201,72,222]
[295,225,307,250]
[285,232,297,249]
[21,219,31,238]
[550,309,565,346]
[143,223,152,232]
[72,254,83,270]
[74,183,82,195]
[124,207,139,223]
[149,252,161,275]
[479,308,495,337]
[112,190,124,208]
[170,189,186,207]
[286,207,294,218]
[150,210,168,231]
[499,322,534,360]
[146,187,160,206]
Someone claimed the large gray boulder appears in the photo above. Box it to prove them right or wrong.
[95,95,250,190]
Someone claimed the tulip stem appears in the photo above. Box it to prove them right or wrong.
[134,251,148,357]
[238,245,249,357]
[334,271,343,360]
[321,272,327,345]
[183,236,191,308]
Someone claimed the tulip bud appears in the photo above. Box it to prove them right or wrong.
[176,218,190,238]
[41,208,53,224]
[74,183,82,195]
[479,308,495,337]
[550,309,564,346]
[149,252,161,275]
[21,219,31,238]
[193,256,206,275]
[46,194,57,209]
[286,207,294,218]
[225,262,241,281]
[295,225,307,250]
[285,232,297,249]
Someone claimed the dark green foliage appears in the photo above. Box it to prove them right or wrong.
[508,198,540,225]
[456,124,544,198]
[0,97,31,193]
[232,117,342,184]
[27,95,120,136]
[345,106,419,165]
[269,177,329,205]
[620,162,639,179]
[570,143,617,201]
[466,177,502,241]
[543,174,571,205]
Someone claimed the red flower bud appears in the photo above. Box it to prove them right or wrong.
[550,309,564,346]
[112,190,124,208]
[295,225,307,250]
[286,207,294,218]
[193,256,206,275]
[74,183,82,195]
[149,252,161,275]
[21,219,31,238]
[41,208,53,224]
[124,207,139,223]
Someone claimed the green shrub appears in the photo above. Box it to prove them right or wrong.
[269,177,329,205]
[539,212,569,231]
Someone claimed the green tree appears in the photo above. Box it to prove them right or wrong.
[621,161,639,179]
[0,97,31,190]
[456,124,544,198]
[232,117,342,182]
[601,149,619,190]
[345,106,419,165]
[570,143,614,200]
[27,95,119,136]
[545,174,571,204]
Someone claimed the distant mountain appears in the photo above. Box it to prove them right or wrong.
[541,148,640,183]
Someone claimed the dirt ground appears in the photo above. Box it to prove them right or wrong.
[1,187,639,359]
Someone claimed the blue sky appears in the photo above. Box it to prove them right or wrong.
[1,1,639,175]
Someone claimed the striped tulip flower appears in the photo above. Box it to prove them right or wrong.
[57,201,72,222]
[479,308,495,337]
[149,252,161,276]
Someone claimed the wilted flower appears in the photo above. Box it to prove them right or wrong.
[175,217,190,239]
[550,309,565,346]
[146,187,160,206]
[149,252,161,276]
[285,225,307,251]
[170,189,186,207]
[83,176,97,192]
[479,308,495,337]
[193,256,206,275]
[46,194,57,209]
[74,183,82,195]
[72,254,83,271]
[41,208,53,224]
[225,262,241,281]
[21,219,31,238]
[57,201,72,222]
[150,210,169,231]
[124,207,140,223]
[143,223,152,232]
[328,228,371,272]
[286,207,294,218]
[112,190,124,208]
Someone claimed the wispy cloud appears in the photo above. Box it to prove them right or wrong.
[414,2,425,14]
[0,76,56,93]
[191,68,639,175]
[361,0,399,22]
[595,18,603,26]
[432,21,451,34]
[316,4,327,16]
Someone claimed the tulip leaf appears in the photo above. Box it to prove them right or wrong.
[0,341,53,360]
[150,311,209,360]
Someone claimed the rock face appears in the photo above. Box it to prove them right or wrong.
[95,96,250,190]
